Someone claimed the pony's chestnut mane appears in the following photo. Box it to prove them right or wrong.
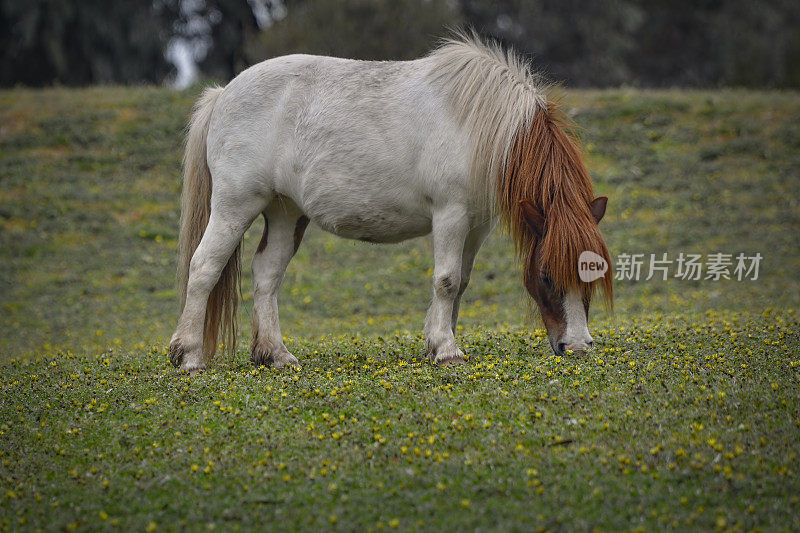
[504,103,613,303]
[428,34,612,303]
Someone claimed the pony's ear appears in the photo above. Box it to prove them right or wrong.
[519,200,545,236]
[590,196,608,224]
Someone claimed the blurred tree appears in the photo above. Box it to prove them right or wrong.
[458,0,800,87]
[200,1,259,80]
[0,0,176,86]
[245,0,461,64]
[459,0,644,86]
[686,0,800,87]
[170,0,270,81]
[165,0,287,83]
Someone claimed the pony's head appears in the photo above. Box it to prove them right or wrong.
[499,102,613,357]
[519,197,610,356]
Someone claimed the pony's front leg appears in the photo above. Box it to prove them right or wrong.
[424,206,469,365]
[250,205,309,368]
[450,219,495,335]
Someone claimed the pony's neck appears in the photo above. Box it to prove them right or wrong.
[427,36,545,214]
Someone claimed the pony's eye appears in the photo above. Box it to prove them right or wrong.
[541,273,552,287]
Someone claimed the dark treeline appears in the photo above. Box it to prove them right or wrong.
[2,0,799,88]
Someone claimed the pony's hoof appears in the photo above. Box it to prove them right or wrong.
[168,342,185,368]
[273,352,300,369]
[429,346,466,366]
[170,341,205,373]
[252,347,300,369]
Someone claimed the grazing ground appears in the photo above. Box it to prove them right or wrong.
[1,87,799,531]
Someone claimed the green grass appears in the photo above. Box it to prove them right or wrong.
[1,86,799,530]
[2,313,799,531]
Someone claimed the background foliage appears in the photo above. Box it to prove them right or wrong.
[2,0,799,87]
[0,0,176,86]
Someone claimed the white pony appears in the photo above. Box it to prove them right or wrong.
[169,35,612,372]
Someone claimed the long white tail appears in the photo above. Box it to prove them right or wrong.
[177,86,240,359]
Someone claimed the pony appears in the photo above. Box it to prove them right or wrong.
[168,35,612,372]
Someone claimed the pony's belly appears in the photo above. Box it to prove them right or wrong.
[308,203,432,243]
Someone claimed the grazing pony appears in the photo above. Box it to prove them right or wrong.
[168,35,612,372]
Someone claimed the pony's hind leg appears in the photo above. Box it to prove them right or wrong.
[170,204,263,371]
[250,200,308,368]
[424,205,470,365]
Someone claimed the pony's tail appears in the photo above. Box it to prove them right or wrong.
[177,85,240,361]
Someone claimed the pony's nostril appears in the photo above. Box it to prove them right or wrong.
[587,340,594,349]
[557,342,566,354]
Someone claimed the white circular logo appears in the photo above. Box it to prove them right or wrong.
[578,251,608,282]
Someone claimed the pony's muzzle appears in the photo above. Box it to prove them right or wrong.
[555,339,594,356]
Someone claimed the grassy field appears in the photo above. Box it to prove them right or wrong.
[1,87,799,530]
